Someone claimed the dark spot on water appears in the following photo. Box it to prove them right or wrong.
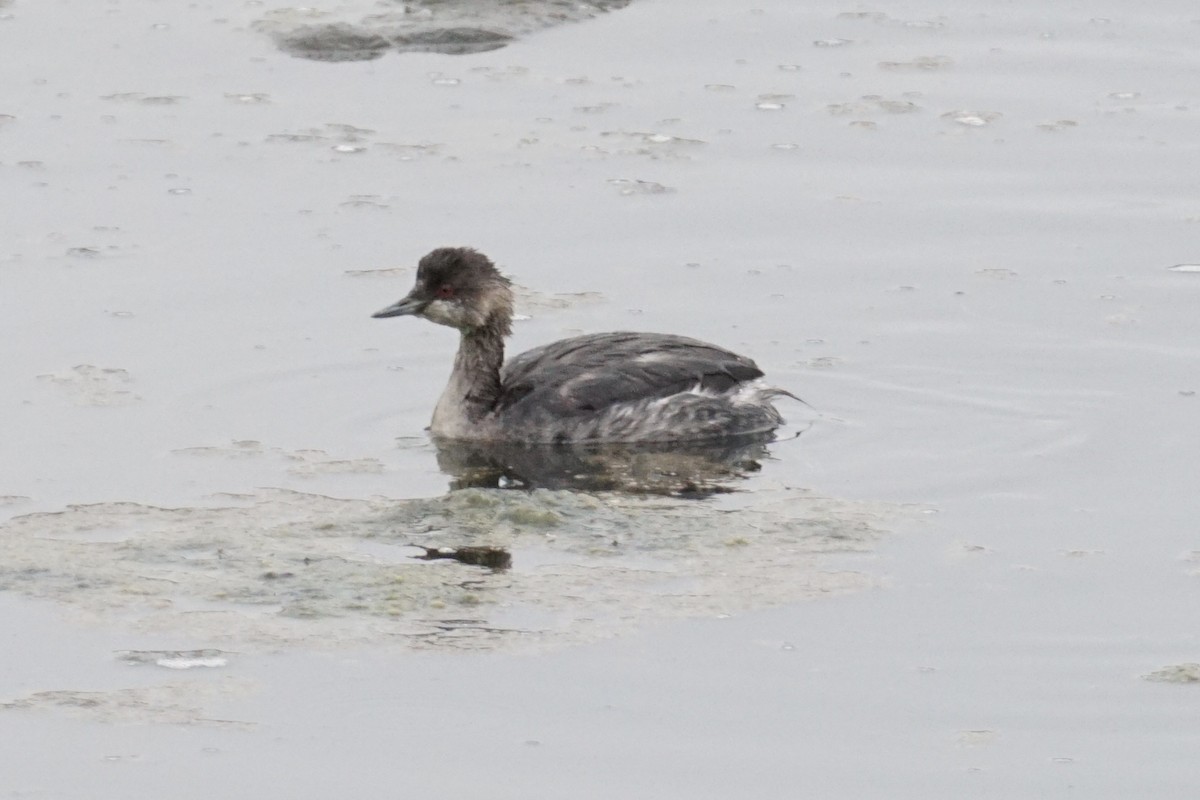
[393,28,513,56]
[261,571,295,580]
[259,0,631,62]
[116,649,231,667]
[411,545,512,571]
[270,24,513,61]
[271,23,393,62]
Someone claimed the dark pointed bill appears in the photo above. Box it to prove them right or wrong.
[372,294,425,318]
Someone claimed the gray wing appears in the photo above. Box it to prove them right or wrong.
[496,331,764,415]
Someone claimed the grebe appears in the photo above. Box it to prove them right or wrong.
[372,247,793,443]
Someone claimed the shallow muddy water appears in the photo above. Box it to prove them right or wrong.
[2,0,1199,796]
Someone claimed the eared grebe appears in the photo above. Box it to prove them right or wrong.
[372,247,794,443]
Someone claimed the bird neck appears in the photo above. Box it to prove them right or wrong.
[456,325,505,406]
[431,325,505,437]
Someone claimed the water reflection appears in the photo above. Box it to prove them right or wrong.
[433,434,784,497]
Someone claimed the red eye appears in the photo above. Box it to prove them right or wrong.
[436,285,455,299]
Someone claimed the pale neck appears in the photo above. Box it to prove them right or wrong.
[449,326,505,418]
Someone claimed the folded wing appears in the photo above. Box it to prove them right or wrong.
[496,332,764,416]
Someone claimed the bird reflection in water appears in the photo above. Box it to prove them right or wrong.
[431,432,787,497]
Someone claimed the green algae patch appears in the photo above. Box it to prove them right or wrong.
[0,486,907,651]
[1144,663,1200,684]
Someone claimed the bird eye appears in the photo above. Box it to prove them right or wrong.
[436,285,455,299]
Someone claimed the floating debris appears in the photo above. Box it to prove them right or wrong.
[607,178,674,196]
[976,267,1019,279]
[36,365,140,406]
[828,97,920,116]
[117,649,232,670]
[100,93,186,105]
[942,109,1002,127]
[1037,119,1078,132]
[878,56,953,72]
[172,441,386,477]
[410,545,513,571]
[340,195,390,210]
[343,267,410,278]
[0,683,257,726]
[1144,663,1200,684]
[877,99,920,113]
[267,123,375,146]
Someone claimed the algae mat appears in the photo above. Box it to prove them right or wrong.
[0,487,905,651]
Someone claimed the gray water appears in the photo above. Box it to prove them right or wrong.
[2,0,1199,796]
